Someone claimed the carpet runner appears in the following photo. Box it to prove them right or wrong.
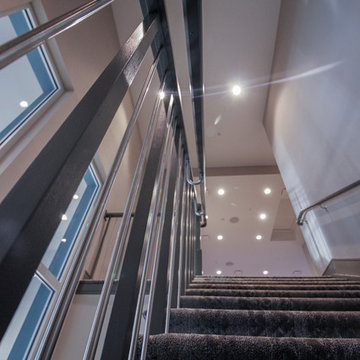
[138,276,360,359]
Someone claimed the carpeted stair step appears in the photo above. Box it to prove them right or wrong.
[189,283,360,290]
[180,295,360,311]
[169,308,360,338]
[137,333,360,360]
[186,288,360,298]
[191,280,360,285]
[194,276,349,281]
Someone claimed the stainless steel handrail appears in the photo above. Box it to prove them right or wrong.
[82,71,170,360]
[185,158,203,186]
[297,179,360,225]
[0,0,114,69]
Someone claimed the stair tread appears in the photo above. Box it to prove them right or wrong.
[186,288,360,298]
[189,283,360,290]
[138,333,360,360]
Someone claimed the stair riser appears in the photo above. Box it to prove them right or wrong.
[138,334,360,360]
[189,284,360,290]
[186,289,360,298]
[170,309,360,338]
[180,296,360,311]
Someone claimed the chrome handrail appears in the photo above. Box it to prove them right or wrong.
[185,158,203,186]
[297,179,360,225]
[0,0,113,69]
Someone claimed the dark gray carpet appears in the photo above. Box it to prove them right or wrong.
[138,334,360,360]
[181,295,360,311]
[169,308,360,338]
[186,288,360,298]
[137,276,360,359]
[189,283,360,290]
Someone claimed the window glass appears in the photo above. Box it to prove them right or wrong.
[41,167,100,279]
[0,8,58,144]
[0,275,53,360]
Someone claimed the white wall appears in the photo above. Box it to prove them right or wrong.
[264,0,360,272]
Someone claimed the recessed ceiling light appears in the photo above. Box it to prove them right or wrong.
[217,188,225,196]
[232,85,242,96]
[216,270,222,275]
[259,213,267,220]
[61,214,68,221]
[264,188,272,195]
[159,91,165,100]
[256,235,262,240]
[19,100,28,108]
[217,235,223,240]
[263,270,269,275]
[61,238,67,243]
[73,194,79,200]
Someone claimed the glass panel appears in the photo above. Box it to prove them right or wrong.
[41,168,100,279]
[0,275,53,360]
[0,9,58,143]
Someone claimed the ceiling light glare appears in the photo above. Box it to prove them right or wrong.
[19,100,28,108]
[232,85,242,96]
[259,213,267,220]
[217,235,223,240]
[73,194,79,200]
[264,188,272,195]
[159,91,165,100]
[256,235,262,240]
[217,188,225,196]
[61,238,67,243]
[216,270,222,275]
[61,214,68,221]
[263,270,269,275]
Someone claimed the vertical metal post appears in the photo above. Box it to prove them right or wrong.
[184,184,191,289]
[166,148,185,320]
[149,128,180,335]
[177,174,188,306]
[128,110,175,360]
[100,94,173,360]
[194,213,202,275]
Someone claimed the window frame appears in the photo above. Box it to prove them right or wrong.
[0,2,67,173]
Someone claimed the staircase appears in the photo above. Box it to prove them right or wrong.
[139,276,360,359]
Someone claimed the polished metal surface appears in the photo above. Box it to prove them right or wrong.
[297,179,360,225]
[83,74,169,360]
[0,0,114,69]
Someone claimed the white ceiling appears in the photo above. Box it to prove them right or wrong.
[201,174,312,277]
[202,0,281,167]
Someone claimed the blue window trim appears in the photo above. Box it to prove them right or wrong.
[8,279,53,360]
[48,168,100,279]
[5,167,99,359]
[0,9,59,143]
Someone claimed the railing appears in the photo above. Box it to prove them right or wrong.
[0,0,204,359]
[297,179,360,225]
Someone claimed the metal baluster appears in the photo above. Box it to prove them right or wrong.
[177,177,188,307]
[127,100,175,360]
[140,123,177,360]
[165,144,185,332]
[83,73,170,360]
